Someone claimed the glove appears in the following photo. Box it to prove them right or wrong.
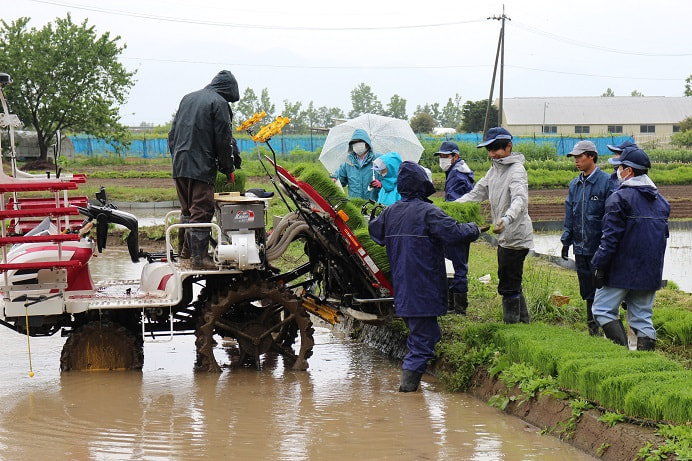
[592,268,607,289]
[370,179,382,189]
[478,223,491,233]
[227,171,235,184]
[493,216,510,234]
[561,245,570,260]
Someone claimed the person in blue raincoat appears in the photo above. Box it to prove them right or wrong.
[333,129,380,200]
[368,162,484,392]
[591,147,670,351]
[434,141,475,314]
[371,152,403,206]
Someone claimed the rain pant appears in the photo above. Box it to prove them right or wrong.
[444,158,475,293]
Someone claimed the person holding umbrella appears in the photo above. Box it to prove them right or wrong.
[333,129,381,200]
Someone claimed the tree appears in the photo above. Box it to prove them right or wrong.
[316,106,345,128]
[685,75,692,97]
[439,94,464,129]
[385,94,407,119]
[631,90,644,97]
[601,88,616,97]
[409,112,435,134]
[235,87,259,123]
[281,100,306,133]
[460,100,496,133]
[349,83,383,118]
[259,88,275,119]
[0,15,135,161]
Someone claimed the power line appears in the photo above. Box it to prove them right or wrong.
[28,0,485,31]
[512,20,692,57]
[121,56,682,81]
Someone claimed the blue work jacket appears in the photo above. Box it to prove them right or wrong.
[591,177,670,291]
[368,162,480,317]
[561,167,614,256]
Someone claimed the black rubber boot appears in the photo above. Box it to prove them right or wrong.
[398,369,423,392]
[601,319,628,347]
[518,293,530,324]
[637,336,656,351]
[586,300,599,336]
[178,215,190,260]
[448,292,468,315]
[502,295,521,324]
[189,230,217,270]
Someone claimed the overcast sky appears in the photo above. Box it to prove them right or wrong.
[4,0,692,126]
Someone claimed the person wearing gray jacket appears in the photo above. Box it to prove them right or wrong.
[455,127,534,324]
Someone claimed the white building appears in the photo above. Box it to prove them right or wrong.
[501,96,692,145]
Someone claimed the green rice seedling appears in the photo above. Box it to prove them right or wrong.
[295,164,346,203]
[215,170,246,193]
[431,198,484,225]
[598,370,690,411]
[557,355,683,401]
[624,373,692,423]
[653,306,692,346]
[354,228,390,275]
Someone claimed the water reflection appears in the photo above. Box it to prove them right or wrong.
[533,230,692,293]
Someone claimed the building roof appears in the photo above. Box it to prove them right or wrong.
[502,96,692,125]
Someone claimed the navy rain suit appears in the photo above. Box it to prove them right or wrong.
[368,162,480,374]
[444,159,475,295]
[561,167,613,300]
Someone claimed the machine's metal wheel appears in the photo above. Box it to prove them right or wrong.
[60,321,144,371]
[194,281,314,372]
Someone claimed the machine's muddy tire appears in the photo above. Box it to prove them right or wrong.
[195,280,314,373]
[60,321,144,371]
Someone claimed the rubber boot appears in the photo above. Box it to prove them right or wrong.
[502,295,521,324]
[637,336,656,351]
[178,215,190,260]
[448,292,468,315]
[398,369,423,392]
[518,293,530,324]
[189,230,217,270]
[586,300,599,336]
[601,319,628,347]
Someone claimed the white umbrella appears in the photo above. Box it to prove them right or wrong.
[319,113,424,174]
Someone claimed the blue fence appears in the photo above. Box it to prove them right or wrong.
[69,134,634,158]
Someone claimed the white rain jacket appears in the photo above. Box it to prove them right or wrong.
[455,152,534,250]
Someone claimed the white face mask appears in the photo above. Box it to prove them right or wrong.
[352,142,367,156]
[616,167,626,183]
[439,157,452,172]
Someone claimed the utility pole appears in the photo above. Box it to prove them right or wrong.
[483,5,511,134]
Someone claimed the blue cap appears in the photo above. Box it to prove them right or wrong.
[477,127,513,148]
[606,140,638,153]
[434,141,460,156]
[608,146,651,170]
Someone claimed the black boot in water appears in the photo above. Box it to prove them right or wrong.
[398,369,422,392]
[601,319,628,347]
[637,336,656,351]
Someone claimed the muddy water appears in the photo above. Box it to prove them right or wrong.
[0,252,595,460]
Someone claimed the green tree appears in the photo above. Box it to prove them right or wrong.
[460,100,496,133]
[316,106,345,128]
[601,88,616,97]
[439,94,464,128]
[631,90,644,97]
[409,112,435,134]
[349,83,383,118]
[385,94,407,119]
[282,100,306,133]
[685,75,692,96]
[679,116,692,132]
[259,88,275,118]
[0,15,135,161]
[236,87,259,123]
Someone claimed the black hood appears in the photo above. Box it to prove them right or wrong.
[398,161,436,202]
[206,70,239,103]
